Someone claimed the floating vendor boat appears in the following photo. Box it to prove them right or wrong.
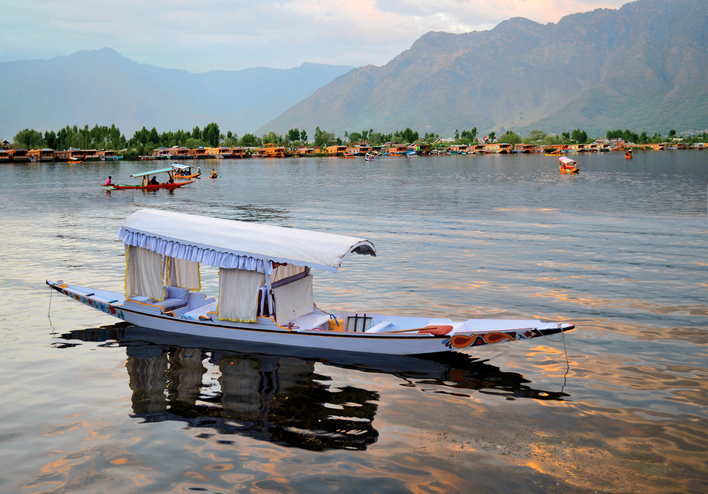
[103,167,195,190]
[172,163,201,179]
[47,209,575,356]
[558,156,580,173]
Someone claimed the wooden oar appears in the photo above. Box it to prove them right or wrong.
[380,326,442,334]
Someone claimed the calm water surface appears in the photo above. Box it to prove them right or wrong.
[0,152,706,493]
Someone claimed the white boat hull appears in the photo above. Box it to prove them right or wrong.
[48,281,574,356]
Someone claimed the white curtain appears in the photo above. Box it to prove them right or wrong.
[271,263,306,284]
[217,268,265,323]
[272,275,314,326]
[166,256,201,290]
[125,245,164,301]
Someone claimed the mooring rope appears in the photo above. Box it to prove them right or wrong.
[47,284,57,335]
[540,324,570,395]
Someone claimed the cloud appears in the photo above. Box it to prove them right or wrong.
[0,0,630,71]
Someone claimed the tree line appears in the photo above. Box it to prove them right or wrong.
[10,123,706,154]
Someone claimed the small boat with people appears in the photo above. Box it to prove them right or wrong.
[625,149,633,159]
[364,153,375,162]
[102,167,195,190]
[172,163,201,179]
[558,156,580,173]
[47,209,575,356]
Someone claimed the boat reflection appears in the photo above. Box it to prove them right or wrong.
[54,323,569,451]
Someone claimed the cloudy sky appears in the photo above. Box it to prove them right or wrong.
[2,0,629,72]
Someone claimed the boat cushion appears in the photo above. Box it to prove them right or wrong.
[165,285,189,301]
[418,325,454,335]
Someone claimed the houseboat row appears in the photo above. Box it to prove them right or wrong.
[1,139,697,164]
[0,148,122,163]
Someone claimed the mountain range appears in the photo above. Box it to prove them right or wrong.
[1,0,706,141]
[259,0,708,137]
[0,48,353,139]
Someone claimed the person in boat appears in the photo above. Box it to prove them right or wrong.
[210,169,217,178]
[105,176,112,185]
[197,166,201,175]
[149,176,159,185]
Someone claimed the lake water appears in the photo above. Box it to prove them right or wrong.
[0,151,706,493]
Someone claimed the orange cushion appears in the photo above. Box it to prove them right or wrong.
[418,325,453,335]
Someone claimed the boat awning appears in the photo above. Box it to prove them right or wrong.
[117,209,376,273]
[172,164,191,170]
[559,157,577,165]
[131,167,174,178]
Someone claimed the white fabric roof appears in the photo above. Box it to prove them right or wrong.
[559,156,577,165]
[117,209,376,272]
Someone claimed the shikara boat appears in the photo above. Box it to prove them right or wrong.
[625,150,633,159]
[103,167,195,190]
[47,209,574,356]
[559,156,580,173]
[172,163,201,179]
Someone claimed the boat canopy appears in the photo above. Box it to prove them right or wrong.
[117,209,376,274]
[559,157,577,166]
[131,167,174,178]
[172,164,191,171]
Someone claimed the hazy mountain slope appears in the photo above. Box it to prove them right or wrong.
[0,48,353,138]
[258,0,708,137]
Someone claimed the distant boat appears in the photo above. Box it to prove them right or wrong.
[364,153,375,162]
[559,156,580,174]
[103,166,194,190]
[625,150,633,159]
[172,163,201,179]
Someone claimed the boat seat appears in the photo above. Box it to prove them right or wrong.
[152,298,188,311]
[289,311,331,330]
[365,321,394,333]
[181,301,217,321]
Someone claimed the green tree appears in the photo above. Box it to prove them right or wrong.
[499,130,521,144]
[571,128,588,144]
[44,130,57,149]
[202,122,220,147]
[460,127,477,143]
[13,129,45,148]
[314,126,335,148]
[300,130,308,143]
[525,130,547,143]
[148,127,159,145]
[185,137,204,149]
[288,128,301,142]
[241,133,260,147]
[261,131,282,145]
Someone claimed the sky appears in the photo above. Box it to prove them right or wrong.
[1,0,630,73]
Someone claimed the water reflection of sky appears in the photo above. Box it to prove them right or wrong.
[1,153,706,492]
